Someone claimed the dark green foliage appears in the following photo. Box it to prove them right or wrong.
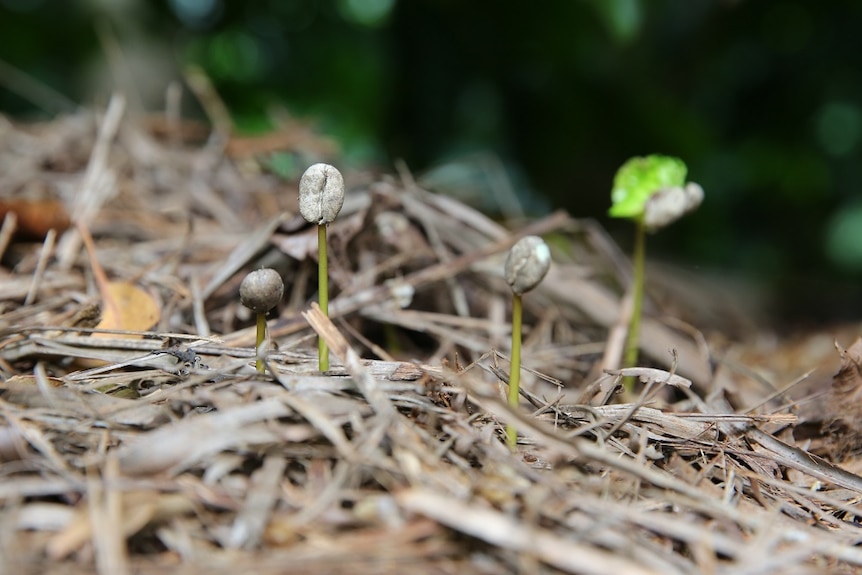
[3,0,862,320]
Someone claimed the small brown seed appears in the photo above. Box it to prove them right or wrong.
[240,268,284,313]
[505,235,551,295]
[298,163,345,225]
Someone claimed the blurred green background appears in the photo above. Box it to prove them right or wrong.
[2,0,862,323]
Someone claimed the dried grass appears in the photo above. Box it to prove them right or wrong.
[1,98,861,575]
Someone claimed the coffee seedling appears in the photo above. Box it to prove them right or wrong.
[299,163,345,372]
[504,235,551,448]
[240,268,284,373]
[609,155,703,380]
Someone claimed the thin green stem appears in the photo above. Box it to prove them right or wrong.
[623,216,646,390]
[506,292,523,449]
[318,223,329,372]
[255,312,266,373]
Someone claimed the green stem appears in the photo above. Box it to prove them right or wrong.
[623,216,646,390]
[318,223,329,372]
[255,312,266,373]
[506,292,523,449]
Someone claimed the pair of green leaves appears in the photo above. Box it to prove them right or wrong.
[609,154,690,221]
[609,154,702,387]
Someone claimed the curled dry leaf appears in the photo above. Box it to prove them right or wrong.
[824,338,862,457]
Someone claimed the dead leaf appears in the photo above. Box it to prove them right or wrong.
[75,281,160,368]
[824,338,862,458]
[0,197,70,239]
[827,338,862,414]
[94,281,160,334]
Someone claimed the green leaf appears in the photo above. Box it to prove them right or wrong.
[609,155,687,219]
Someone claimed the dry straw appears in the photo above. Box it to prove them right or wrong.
[0,108,858,575]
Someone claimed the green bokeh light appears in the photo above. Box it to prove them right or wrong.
[206,30,265,82]
[815,101,862,157]
[825,201,862,272]
[337,0,395,28]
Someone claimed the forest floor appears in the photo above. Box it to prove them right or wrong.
[2,95,862,575]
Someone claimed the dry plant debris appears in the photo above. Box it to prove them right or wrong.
[1,101,862,575]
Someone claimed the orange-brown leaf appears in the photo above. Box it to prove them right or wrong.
[0,197,70,239]
[94,281,160,334]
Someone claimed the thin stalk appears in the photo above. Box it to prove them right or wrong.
[318,223,329,372]
[255,312,266,373]
[506,293,523,449]
[239,267,283,375]
[623,216,646,389]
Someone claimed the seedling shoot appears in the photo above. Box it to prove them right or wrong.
[239,268,284,373]
[299,163,346,372]
[609,155,703,381]
[503,235,551,448]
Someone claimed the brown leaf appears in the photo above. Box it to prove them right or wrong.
[94,281,160,333]
[827,338,862,413]
[823,338,862,457]
[0,197,70,239]
[76,282,162,368]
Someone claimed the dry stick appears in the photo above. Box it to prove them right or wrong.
[335,316,396,362]
[183,65,233,140]
[397,488,663,575]
[77,222,121,332]
[226,454,287,549]
[542,267,710,384]
[188,275,211,338]
[301,302,397,422]
[438,367,767,527]
[117,398,291,476]
[57,92,125,270]
[249,211,572,346]
[479,375,862,546]
[745,428,862,494]
[401,191,471,318]
[24,228,56,306]
[164,81,183,150]
[90,455,130,575]
[201,212,287,301]
[294,304,401,528]
[0,211,17,261]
